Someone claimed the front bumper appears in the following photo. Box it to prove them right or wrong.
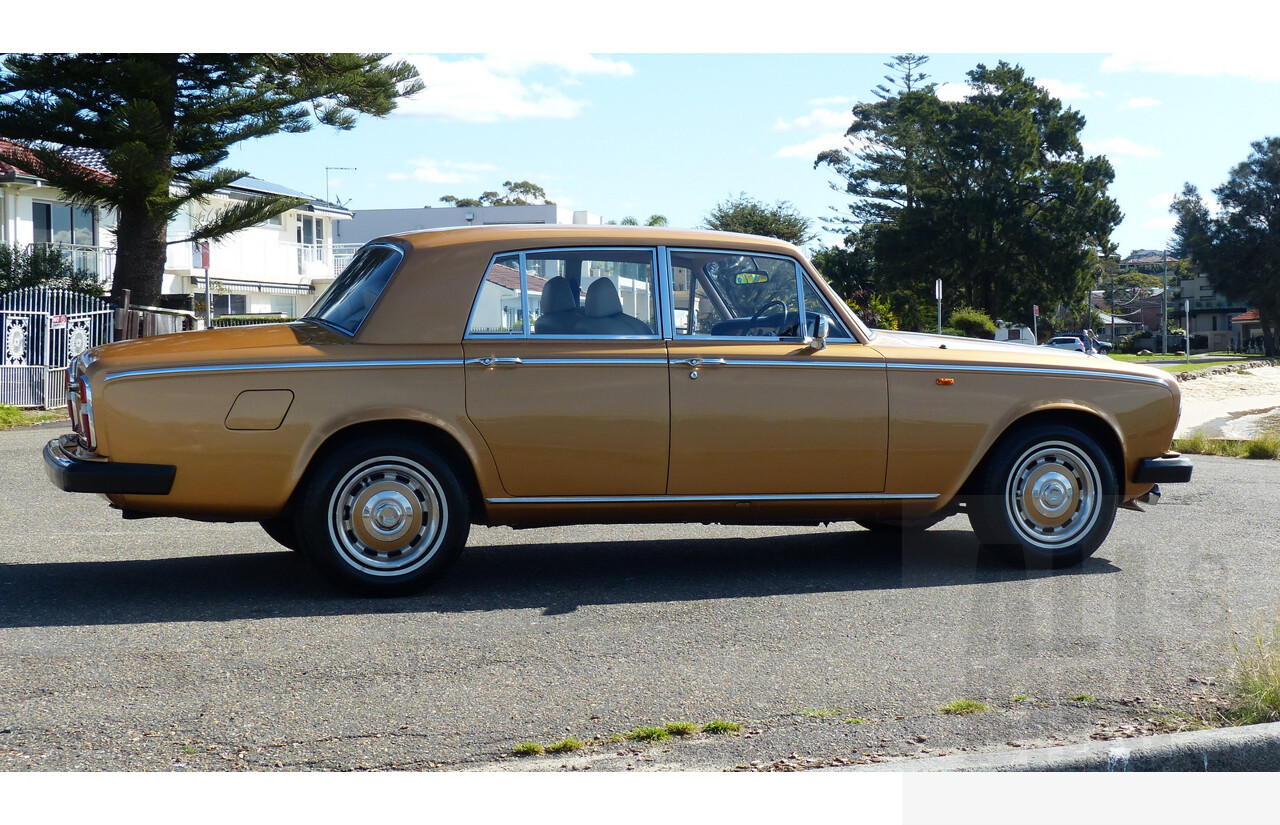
[1133,454,1194,484]
[44,434,176,495]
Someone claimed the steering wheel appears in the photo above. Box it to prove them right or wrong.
[746,298,788,336]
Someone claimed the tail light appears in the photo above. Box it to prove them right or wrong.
[66,370,98,452]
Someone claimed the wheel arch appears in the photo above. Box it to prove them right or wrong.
[289,419,486,524]
[960,407,1124,498]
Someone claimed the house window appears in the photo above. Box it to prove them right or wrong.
[33,201,95,247]
[208,294,247,317]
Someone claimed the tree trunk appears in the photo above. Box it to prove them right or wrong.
[110,203,169,307]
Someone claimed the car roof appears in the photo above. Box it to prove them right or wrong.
[379,223,805,256]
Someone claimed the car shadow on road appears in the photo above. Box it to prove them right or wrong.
[0,527,1121,629]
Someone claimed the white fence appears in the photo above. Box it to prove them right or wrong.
[1,287,115,409]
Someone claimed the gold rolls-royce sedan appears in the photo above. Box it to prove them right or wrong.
[45,225,1192,595]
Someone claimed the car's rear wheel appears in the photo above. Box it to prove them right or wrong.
[968,423,1118,568]
[298,437,470,596]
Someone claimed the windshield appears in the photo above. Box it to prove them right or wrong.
[305,243,404,335]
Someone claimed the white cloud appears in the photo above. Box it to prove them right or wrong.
[1123,97,1161,109]
[1037,78,1092,100]
[388,158,499,184]
[1143,215,1178,232]
[392,54,635,122]
[1147,192,1175,209]
[775,133,851,159]
[1084,136,1163,162]
[936,83,974,102]
[1102,53,1280,83]
[774,108,850,132]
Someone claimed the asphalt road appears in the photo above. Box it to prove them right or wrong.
[2,424,1277,772]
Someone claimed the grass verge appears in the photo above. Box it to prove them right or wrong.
[1226,621,1280,725]
[1174,431,1280,460]
[0,404,63,430]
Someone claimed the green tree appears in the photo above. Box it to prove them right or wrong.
[1171,138,1280,355]
[703,193,815,246]
[439,180,553,207]
[816,57,1122,329]
[614,214,668,226]
[0,53,423,306]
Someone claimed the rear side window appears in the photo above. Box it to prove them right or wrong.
[467,248,658,337]
[305,243,403,335]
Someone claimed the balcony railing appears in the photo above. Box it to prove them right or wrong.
[27,242,115,284]
[332,243,362,275]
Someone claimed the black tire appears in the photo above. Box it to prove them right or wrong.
[297,437,470,596]
[967,423,1118,568]
[259,513,301,551]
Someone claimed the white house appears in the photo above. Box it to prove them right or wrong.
[1,139,352,317]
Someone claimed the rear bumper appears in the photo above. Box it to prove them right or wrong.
[44,434,176,495]
[1134,454,1194,484]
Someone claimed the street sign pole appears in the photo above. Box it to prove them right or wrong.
[935,279,942,334]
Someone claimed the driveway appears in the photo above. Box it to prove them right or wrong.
[1,425,1275,771]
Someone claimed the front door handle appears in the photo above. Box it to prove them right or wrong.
[468,357,523,367]
[679,357,726,380]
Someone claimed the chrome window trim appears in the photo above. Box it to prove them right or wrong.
[464,252,524,339]
[102,359,464,383]
[464,246,663,341]
[486,492,939,505]
[665,247,820,343]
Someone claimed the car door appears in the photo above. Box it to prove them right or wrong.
[463,248,670,497]
[664,248,888,496]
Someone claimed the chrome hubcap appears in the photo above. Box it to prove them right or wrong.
[328,456,446,576]
[1005,441,1100,548]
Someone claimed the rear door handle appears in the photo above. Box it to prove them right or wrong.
[468,357,523,367]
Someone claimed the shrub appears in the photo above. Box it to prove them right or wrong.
[0,243,104,296]
[948,307,996,339]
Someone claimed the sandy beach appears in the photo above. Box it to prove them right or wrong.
[1175,364,1280,438]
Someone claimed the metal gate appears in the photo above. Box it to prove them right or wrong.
[1,287,114,409]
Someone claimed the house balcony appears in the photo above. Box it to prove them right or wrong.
[27,242,115,285]
[332,243,361,275]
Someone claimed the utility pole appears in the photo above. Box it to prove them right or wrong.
[1162,249,1169,355]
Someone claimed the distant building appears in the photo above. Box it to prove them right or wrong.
[1177,272,1248,351]
[333,204,604,270]
[1,138,352,317]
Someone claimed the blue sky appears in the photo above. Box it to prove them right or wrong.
[220,48,1280,258]
[41,3,1277,259]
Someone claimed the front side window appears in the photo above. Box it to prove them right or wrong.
[467,248,658,337]
[305,243,403,335]
[669,249,853,340]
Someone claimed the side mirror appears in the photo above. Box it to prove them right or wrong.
[808,314,829,350]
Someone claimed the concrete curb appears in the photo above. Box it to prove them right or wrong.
[843,723,1280,771]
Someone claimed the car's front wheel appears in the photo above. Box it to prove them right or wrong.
[967,423,1118,568]
[297,437,470,596]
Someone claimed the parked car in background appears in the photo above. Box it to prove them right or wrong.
[44,225,1191,595]
[1045,334,1113,354]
